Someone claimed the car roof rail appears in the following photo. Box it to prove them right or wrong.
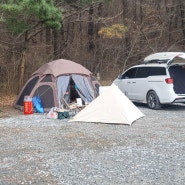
[144,59,169,64]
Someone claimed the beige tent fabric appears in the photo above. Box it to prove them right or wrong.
[33,59,91,77]
[69,84,145,125]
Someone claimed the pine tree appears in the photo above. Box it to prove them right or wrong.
[0,0,62,90]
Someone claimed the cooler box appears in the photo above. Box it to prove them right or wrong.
[24,96,33,115]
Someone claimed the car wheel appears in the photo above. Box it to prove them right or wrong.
[146,91,161,110]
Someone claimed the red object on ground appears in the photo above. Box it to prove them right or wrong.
[24,96,33,115]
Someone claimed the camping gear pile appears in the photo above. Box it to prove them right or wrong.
[46,107,70,120]
[15,58,145,125]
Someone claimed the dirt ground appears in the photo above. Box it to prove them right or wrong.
[0,106,20,118]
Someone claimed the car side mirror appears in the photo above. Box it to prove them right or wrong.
[117,74,123,79]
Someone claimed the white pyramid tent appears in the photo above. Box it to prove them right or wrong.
[69,84,144,125]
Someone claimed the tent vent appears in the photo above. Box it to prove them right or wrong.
[41,75,52,82]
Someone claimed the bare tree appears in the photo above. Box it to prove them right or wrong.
[179,0,185,44]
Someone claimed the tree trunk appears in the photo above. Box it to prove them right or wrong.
[46,28,52,56]
[179,0,185,44]
[88,5,95,51]
[18,31,28,92]
[133,0,137,22]
[139,0,143,23]
[122,0,130,64]
[122,0,128,18]
[53,28,61,59]
[139,0,144,60]
[19,50,26,92]
[60,23,67,58]
[168,0,176,44]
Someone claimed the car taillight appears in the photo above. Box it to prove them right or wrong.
[165,78,173,84]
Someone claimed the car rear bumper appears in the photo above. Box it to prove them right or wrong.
[173,97,185,103]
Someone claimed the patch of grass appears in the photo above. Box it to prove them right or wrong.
[0,94,16,107]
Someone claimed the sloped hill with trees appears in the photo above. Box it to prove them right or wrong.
[0,0,185,94]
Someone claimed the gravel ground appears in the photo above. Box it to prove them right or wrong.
[0,103,185,185]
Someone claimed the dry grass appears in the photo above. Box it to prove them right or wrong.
[0,94,16,107]
[100,80,112,86]
[0,94,20,118]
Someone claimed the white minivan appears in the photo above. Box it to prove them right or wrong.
[114,52,185,109]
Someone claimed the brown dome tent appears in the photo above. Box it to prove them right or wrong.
[14,59,101,112]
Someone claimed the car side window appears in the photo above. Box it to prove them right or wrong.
[123,68,137,79]
[135,67,150,78]
[149,67,166,76]
[119,66,166,79]
[135,67,166,78]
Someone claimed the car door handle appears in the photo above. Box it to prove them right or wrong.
[132,82,136,83]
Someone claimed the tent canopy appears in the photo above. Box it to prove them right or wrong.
[33,59,92,77]
[69,84,144,125]
[14,59,100,112]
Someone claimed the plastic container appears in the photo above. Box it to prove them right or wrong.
[24,96,33,115]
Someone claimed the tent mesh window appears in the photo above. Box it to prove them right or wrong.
[91,76,100,96]
[33,85,54,108]
[94,83,100,95]
[17,76,39,106]
[40,75,53,82]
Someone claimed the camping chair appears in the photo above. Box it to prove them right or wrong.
[60,96,70,110]
[60,96,85,115]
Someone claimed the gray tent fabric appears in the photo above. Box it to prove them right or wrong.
[57,75,70,107]
[71,75,95,103]
[14,59,101,112]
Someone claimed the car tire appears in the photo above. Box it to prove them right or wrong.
[146,91,161,110]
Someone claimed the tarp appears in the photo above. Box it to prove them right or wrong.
[69,84,144,125]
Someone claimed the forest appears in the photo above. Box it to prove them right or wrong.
[0,0,185,95]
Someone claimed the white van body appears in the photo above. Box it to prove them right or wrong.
[113,52,185,109]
